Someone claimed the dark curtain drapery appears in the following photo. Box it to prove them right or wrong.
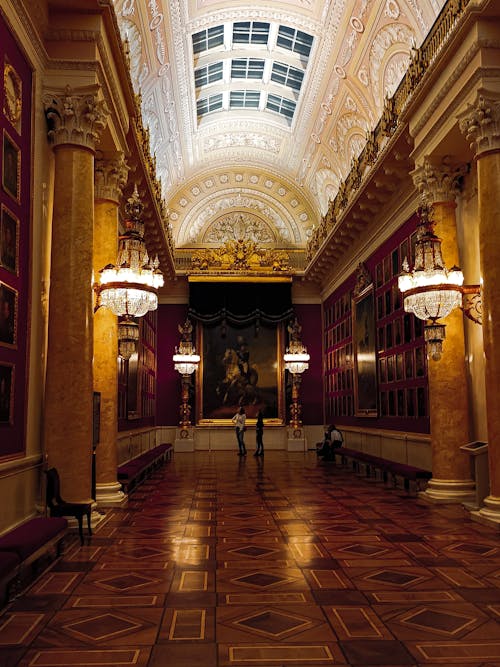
[188,281,293,326]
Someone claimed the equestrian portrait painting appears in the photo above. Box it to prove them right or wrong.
[198,322,284,422]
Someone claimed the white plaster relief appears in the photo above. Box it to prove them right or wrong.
[369,22,414,111]
[202,212,276,245]
[204,132,281,154]
[178,189,304,246]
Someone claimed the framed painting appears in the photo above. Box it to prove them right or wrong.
[2,130,21,203]
[353,282,378,416]
[197,321,285,423]
[0,362,14,424]
[0,204,19,274]
[0,281,17,347]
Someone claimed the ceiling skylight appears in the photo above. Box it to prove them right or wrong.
[191,21,313,124]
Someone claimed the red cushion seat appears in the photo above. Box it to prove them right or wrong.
[0,517,68,560]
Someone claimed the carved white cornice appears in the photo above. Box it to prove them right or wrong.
[458,90,500,157]
[43,84,109,151]
[95,152,129,202]
[411,156,468,204]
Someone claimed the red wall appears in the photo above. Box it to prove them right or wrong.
[294,303,323,425]
[0,12,32,457]
[156,303,189,426]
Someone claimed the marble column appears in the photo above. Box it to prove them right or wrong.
[459,91,500,525]
[93,154,128,506]
[412,157,474,503]
[43,86,108,503]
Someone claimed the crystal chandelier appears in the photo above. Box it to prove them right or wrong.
[97,185,164,317]
[283,351,310,375]
[118,317,139,361]
[173,350,201,376]
[398,205,464,361]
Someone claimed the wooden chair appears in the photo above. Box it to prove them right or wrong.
[45,468,92,545]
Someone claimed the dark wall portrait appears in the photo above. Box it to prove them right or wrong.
[0,281,17,347]
[2,131,20,203]
[353,286,378,416]
[199,322,282,422]
[0,205,18,273]
[0,363,14,424]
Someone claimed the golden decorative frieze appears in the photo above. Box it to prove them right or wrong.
[190,239,292,275]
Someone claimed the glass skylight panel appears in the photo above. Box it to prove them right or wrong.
[197,93,223,118]
[230,90,260,109]
[192,25,224,54]
[266,93,296,120]
[231,58,265,80]
[276,26,313,57]
[233,21,270,45]
[271,62,304,91]
[194,62,223,88]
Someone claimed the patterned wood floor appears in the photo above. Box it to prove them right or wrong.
[1,450,500,666]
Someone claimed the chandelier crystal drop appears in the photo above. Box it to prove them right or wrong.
[98,185,164,317]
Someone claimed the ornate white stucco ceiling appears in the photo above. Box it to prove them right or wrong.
[113,0,445,257]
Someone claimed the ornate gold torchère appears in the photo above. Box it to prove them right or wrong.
[173,318,200,432]
[284,317,310,433]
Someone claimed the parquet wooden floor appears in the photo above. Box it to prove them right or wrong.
[1,450,500,666]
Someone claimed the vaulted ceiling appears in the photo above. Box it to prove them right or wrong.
[113,0,445,266]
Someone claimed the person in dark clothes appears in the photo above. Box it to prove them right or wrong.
[254,409,264,456]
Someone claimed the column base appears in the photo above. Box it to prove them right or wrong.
[470,495,500,529]
[418,478,475,504]
[287,427,306,452]
[175,427,195,452]
[95,481,127,507]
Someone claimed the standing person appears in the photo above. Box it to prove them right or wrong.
[232,406,247,456]
[254,409,264,456]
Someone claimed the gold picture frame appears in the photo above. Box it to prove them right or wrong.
[353,282,378,417]
[196,321,285,425]
[0,362,14,424]
[0,204,19,274]
[2,130,21,203]
[0,281,18,348]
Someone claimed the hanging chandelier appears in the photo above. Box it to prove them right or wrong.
[118,317,139,361]
[398,203,480,361]
[398,207,464,321]
[97,185,164,318]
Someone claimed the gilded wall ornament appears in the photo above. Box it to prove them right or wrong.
[3,62,22,131]
[191,239,292,275]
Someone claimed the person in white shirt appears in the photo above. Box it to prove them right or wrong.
[232,406,247,456]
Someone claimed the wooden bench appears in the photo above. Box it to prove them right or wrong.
[0,516,68,606]
[118,443,173,494]
[333,447,432,495]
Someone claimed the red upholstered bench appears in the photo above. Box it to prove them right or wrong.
[0,517,68,606]
[333,447,431,495]
[0,551,21,606]
[118,443,173,494]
